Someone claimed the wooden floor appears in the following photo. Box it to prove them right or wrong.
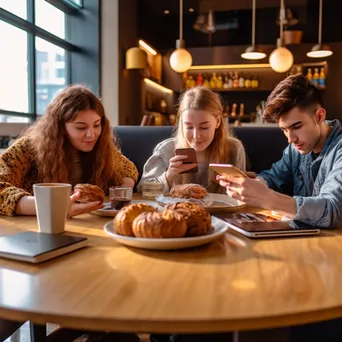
[5,322,150,342]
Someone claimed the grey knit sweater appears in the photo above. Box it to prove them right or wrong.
[137,137,246,193]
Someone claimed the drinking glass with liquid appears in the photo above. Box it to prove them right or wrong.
[109,186,133,210]
[141,178,164,199]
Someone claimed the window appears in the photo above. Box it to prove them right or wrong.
[36,38,67,114]
[0,0,27,19]
[35,0,66,39]
[0,0,99,123]
[67,0,83,7]
[0,21,29,113]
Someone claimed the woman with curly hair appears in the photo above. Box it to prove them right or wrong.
[0,84,138,217]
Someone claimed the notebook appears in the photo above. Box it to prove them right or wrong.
[0,231,88,263]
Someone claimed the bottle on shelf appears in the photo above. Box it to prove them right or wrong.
[203,73,210,88]
[160,99,167,114]
[223,73,229,89]
[239,103,245,117]
[231,103,237,118]
[228,72,234,88]
[255,104,263,124]
[319,67,326,89]
[216,74,223,89]
[251,74,259,88]
[306,68,313,84]
[186,75,196,88]
[313,68,320,87]
[244,73,251,88]
[210,72,218,89]
[196,73,203,86]
[233,72,239,88]
[239,73,245,88]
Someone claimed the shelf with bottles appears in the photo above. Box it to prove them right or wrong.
[183,71,267,92]
[288,61,327,90]
[221,100,272,126]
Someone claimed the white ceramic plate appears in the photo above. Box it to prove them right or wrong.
[103,216,229,250]
[92,200,162,217]
[156,193,246,213]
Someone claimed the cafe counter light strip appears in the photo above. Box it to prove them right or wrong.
[139,40,157,56]
[189,63,271,70]
[144,78,173,94]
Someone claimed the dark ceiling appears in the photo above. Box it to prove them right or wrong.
[138,0,342,50]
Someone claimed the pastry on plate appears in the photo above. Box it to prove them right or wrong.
[74,183,105,203]
[132,210,187,238]
[114,203,157,237]
[169,184,208,199]
[165,202,211,236]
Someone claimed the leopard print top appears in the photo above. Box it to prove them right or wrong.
[0,137,138,216]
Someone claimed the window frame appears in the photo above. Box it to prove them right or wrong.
[0,0,90,122]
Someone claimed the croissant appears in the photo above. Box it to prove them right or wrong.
[170,184,208,199]
[114,204,157,237]
[132,210,187,238]
[165,202,211,236]
[74,183,105,203]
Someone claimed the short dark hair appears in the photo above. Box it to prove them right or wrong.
[263,74,324,122]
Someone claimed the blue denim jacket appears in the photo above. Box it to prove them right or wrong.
[259,120,342,228]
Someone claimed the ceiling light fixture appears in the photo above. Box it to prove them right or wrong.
[269,0,294,73]
[307,0,333,58]
[169,0,192,73]
[241,0,266,60]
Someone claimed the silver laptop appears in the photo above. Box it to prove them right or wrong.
[215,213,320,238]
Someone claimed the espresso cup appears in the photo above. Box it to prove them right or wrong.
[33,183,72,234]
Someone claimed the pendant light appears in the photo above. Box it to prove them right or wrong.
[169,0,193,73]
[307,0,333,58]
[269,0,294,73]
[241,0,266,60]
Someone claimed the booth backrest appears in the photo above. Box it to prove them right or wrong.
[113,126,288,182]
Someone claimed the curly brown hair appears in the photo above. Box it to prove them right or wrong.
[264,74,324,122]
[23,84,120,192]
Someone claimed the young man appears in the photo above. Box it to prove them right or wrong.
[218,74,342,228]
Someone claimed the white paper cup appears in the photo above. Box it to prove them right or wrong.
[33,183,72,234]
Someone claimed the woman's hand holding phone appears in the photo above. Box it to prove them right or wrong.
[166,154,198,188]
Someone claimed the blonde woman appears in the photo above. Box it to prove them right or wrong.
[138,86,246,193]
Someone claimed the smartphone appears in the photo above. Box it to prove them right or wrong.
[175,148,198,174]
[209,163,248,178]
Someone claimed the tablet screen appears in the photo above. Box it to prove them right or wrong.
[216,213,316,232]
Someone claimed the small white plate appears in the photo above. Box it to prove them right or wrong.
[93,200,162,217]
[156,193,246,213]
[103,216,229,250]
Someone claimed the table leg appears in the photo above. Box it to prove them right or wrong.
[29,322,46,342]
[233,331,239,342]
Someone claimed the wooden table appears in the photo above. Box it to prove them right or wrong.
[0,201,342,334]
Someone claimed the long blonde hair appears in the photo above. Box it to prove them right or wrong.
[24,84,120,192]
[174,86,235,191]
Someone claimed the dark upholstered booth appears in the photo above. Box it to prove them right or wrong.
[113,126,288,183]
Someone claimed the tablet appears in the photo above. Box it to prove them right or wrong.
[215,213,320,238]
